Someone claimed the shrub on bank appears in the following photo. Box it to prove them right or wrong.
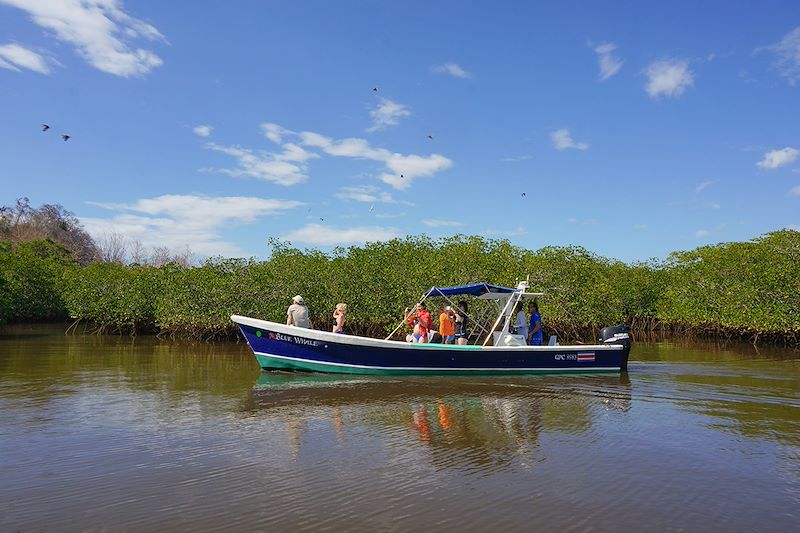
[155,258,257,339]
[62,262,162,333]
[3,230,799,344]
[0,271,11,325]
[658,230,800,337]
[0,239,75,321]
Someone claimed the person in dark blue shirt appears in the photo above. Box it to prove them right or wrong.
[454,300,469,345]
[527,300,543,346]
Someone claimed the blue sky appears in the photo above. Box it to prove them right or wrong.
[1,1,798,262]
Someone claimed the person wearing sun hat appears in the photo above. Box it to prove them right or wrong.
[287,294,312,328]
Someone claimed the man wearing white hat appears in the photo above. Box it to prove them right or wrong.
[287,295,312,328]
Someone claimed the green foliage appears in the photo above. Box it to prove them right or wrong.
[154,258,256,338]
[0,239,75,321]
[3,230,800,343]
[62,262,162,333]
[609,259,667,320]
[524,245,622,329]
[657,230,800,334]
[0,269,11,325]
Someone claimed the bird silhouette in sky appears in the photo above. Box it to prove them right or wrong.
[319,217,324,222]
[521,192,526,197]
[400,174,404,178]
[369,204,375,212]
[427,134,433,140]
[41,124,50,132]
[61,134,71,142]
[372,86,378,92]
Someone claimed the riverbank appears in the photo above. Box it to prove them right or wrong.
[2,232,799,346]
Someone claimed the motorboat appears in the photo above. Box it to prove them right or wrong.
[231,280,631,375]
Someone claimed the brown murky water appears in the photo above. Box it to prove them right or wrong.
[1,324,798,531]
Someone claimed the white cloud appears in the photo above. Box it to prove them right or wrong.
[551,129,588,151]
[204,123,452,191]
[378,153,452,189]
[432,62,471,79]
[193,124,213,137]
[695,180,713,192]
[757,147,799,169]
[374,212,406,219]
[335,185,395,203]
[645,59,694,98]
[301,133,385,159]
[422,219,463,228]
[791,185,800,197]
[261,122,291,143]
[202,135,318,186]
[299,128,452,190]
[482,225,528,237]
[367,98,411,132]
[695,229,710,238]
[0,0,165,77]
[283,223,399,246]
[83,194,302,256]
[767,26,800,86]
[594,43,623,81]
[0,43,53,73]
[704,202,721,209]
[501,154,534,162]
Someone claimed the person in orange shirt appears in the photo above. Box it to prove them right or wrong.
[439,305,456,344]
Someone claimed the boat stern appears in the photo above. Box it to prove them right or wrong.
[599,324,632,371]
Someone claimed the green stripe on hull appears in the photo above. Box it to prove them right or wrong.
[254,353,619,376]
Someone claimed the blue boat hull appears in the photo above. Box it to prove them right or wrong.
[232,316,630,375]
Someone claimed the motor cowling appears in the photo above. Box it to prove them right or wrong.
[599,324,632,371]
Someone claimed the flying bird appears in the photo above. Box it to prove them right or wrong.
[41,124,50,132]
[319,217,325,222]
[61,134,71,142]
[521,192,526,197]
[372,86,378,92]
[400,174,404,178]
[427,134,433,140]
[369,204,375,212]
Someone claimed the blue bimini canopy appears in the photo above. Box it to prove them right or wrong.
[424,283,515,298]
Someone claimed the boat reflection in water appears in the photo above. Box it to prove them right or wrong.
[242,372,632,469]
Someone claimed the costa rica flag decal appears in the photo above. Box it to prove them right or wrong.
[577,352,595,362]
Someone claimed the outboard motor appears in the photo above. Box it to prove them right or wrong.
[600,325,632,371]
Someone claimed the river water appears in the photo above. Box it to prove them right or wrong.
[0,324,798,531]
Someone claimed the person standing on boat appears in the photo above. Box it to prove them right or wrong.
[454,300,469,345]
[332,303,347,334]
[514,301,529,340]
[405,302,433,343]
[439,305,456,344]
[527,300,543,345]
[287,295,312,328]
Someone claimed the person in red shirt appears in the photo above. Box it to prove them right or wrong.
[405,302,433,343]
